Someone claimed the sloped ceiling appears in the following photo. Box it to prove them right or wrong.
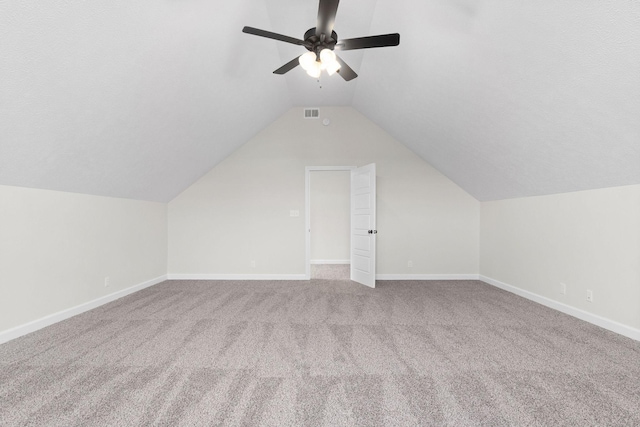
[1,0,639,202]
[0,0,291,202]
[353,0,640,201]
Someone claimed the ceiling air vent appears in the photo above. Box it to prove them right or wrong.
[304,108,319,119]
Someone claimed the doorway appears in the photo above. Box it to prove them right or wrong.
[305,166,355,280]
[305,165,377,286]
[309,169,351,280]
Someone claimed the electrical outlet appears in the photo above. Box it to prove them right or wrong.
[290,210,299,217]
[407,260,413,268]
[586,290,593,302]
[560,282,566,295]
[104,277,110,287]
[251,260,256,268]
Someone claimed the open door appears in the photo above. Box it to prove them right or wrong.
[350,163,376,288]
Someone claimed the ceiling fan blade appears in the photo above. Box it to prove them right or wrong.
[316,0,340,38]
[335,55,357,81]
[242,26,307,46]
[335,33,400,51]
[273,57,301,75]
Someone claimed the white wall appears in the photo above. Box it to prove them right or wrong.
[480,184,640,332]
[168,107,480,277]
[310,171,350,263]
[0,185,167,334]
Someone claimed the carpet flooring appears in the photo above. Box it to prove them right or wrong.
[1,266,639,426]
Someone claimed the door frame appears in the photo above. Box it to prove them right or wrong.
[305,166,356,280]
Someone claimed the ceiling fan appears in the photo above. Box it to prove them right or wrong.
[242,0,400,81]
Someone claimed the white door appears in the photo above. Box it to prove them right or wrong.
[350,163,376,288]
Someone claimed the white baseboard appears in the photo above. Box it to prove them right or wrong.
[0,275,168,345]
[169,273,479,281]
[480,275,640,342]
[376,274,480,280]
[167,274,307,281]
[310,259,350,265]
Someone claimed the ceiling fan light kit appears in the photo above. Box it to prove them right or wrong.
[299,48,341,78]
[242,0,400,81]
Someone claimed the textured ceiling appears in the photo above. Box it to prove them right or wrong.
[1,0,639,202]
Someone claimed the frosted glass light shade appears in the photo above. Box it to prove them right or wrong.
[325,60,341,76]
[299,52,317,71]
[319,49,336,64]
[306,61,322,78]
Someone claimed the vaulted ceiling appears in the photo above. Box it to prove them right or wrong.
[1,0,639,202]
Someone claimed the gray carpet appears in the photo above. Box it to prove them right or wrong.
[1,268,639,426]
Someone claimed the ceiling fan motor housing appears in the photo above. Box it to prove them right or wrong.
[304,28,338,57]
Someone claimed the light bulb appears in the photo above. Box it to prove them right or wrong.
[298,52,317,71]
